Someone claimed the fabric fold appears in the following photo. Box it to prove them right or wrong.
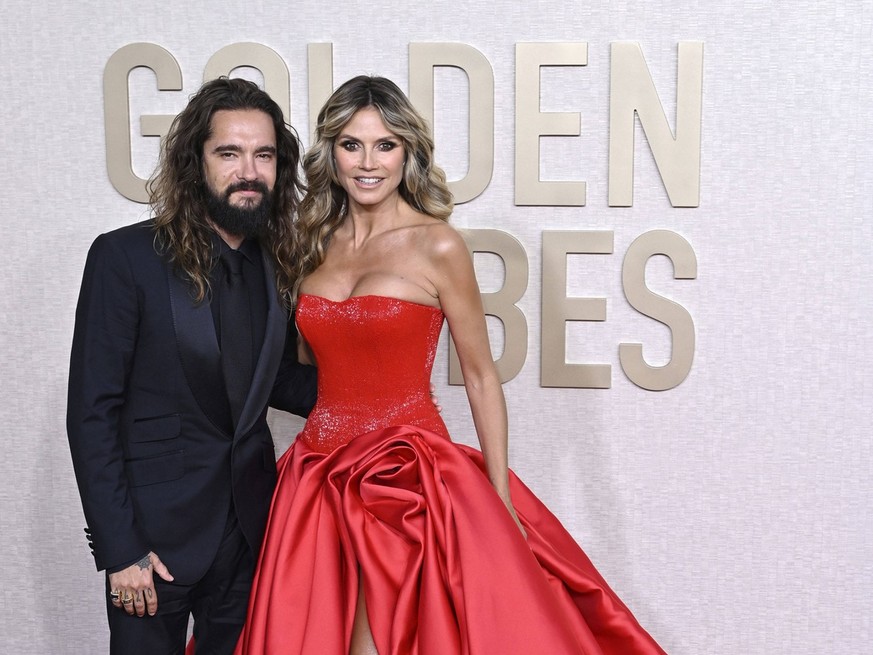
[236,425,665,655]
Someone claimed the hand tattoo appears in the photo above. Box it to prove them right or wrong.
[136,555,152,571]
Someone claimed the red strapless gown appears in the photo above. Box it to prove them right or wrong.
[234,294,667,654]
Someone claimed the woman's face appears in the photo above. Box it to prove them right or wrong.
[333,107,406,211]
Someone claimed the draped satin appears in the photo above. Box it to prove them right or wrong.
[234,295,666,654]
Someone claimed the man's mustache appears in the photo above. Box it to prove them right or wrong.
[225,180,269,197]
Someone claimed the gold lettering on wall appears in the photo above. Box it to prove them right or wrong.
[541,231,614,389]
[515,42,588,206]
[450,229,529,384]
[620,230,697,390]
[100,41,702,390]
[104,41,705,208]
[203,43,291,123]
[104,43,181,203]
[608,41,703,207]
[307,43,334,142]
[409,42,494,204]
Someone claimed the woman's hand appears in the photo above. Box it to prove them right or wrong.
[495,488,527,538]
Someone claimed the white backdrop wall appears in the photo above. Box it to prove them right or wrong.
[2,1,871,653]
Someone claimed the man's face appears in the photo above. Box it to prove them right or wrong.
[201,109,278,238]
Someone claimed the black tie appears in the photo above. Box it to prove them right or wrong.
[219,249,253,429]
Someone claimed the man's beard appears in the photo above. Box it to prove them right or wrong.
[203,180,273,239]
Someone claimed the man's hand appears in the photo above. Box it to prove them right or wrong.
[108,552,174,617]
[429,384,442,413]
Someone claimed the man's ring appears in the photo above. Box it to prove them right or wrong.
[110,590,121,600]
[122,594,134,604]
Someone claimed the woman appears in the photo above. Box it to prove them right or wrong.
[235,76,667,655]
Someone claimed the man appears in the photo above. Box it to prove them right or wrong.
[67,77,317,654]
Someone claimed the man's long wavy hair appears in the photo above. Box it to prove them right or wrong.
[293,75,453,298]
[148,77,303,307]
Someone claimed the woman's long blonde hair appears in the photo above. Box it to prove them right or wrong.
[293,76,453,298]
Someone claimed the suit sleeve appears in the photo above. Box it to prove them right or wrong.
[66,233,150,572]
[269,314,317,417]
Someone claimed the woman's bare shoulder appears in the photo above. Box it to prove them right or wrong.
[408,219,466,258]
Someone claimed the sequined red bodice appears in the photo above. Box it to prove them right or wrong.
[296,294,449,453]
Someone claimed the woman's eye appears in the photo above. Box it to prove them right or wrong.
[340,141,359,151]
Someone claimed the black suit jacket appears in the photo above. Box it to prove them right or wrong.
[67,220,316,584]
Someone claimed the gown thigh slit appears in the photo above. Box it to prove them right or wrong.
[234,294,667,655]
[351,572,378,655]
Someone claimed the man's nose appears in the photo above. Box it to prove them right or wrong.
[237,155,258,179]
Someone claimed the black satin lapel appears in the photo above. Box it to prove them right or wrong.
[166,266,234,436]
[234,253,287,438]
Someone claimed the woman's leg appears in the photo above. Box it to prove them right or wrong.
[349,572,378,655]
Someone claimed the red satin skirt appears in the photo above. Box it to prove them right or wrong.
[231,425,666,654]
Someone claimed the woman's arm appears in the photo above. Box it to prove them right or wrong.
[429,226,525,534]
